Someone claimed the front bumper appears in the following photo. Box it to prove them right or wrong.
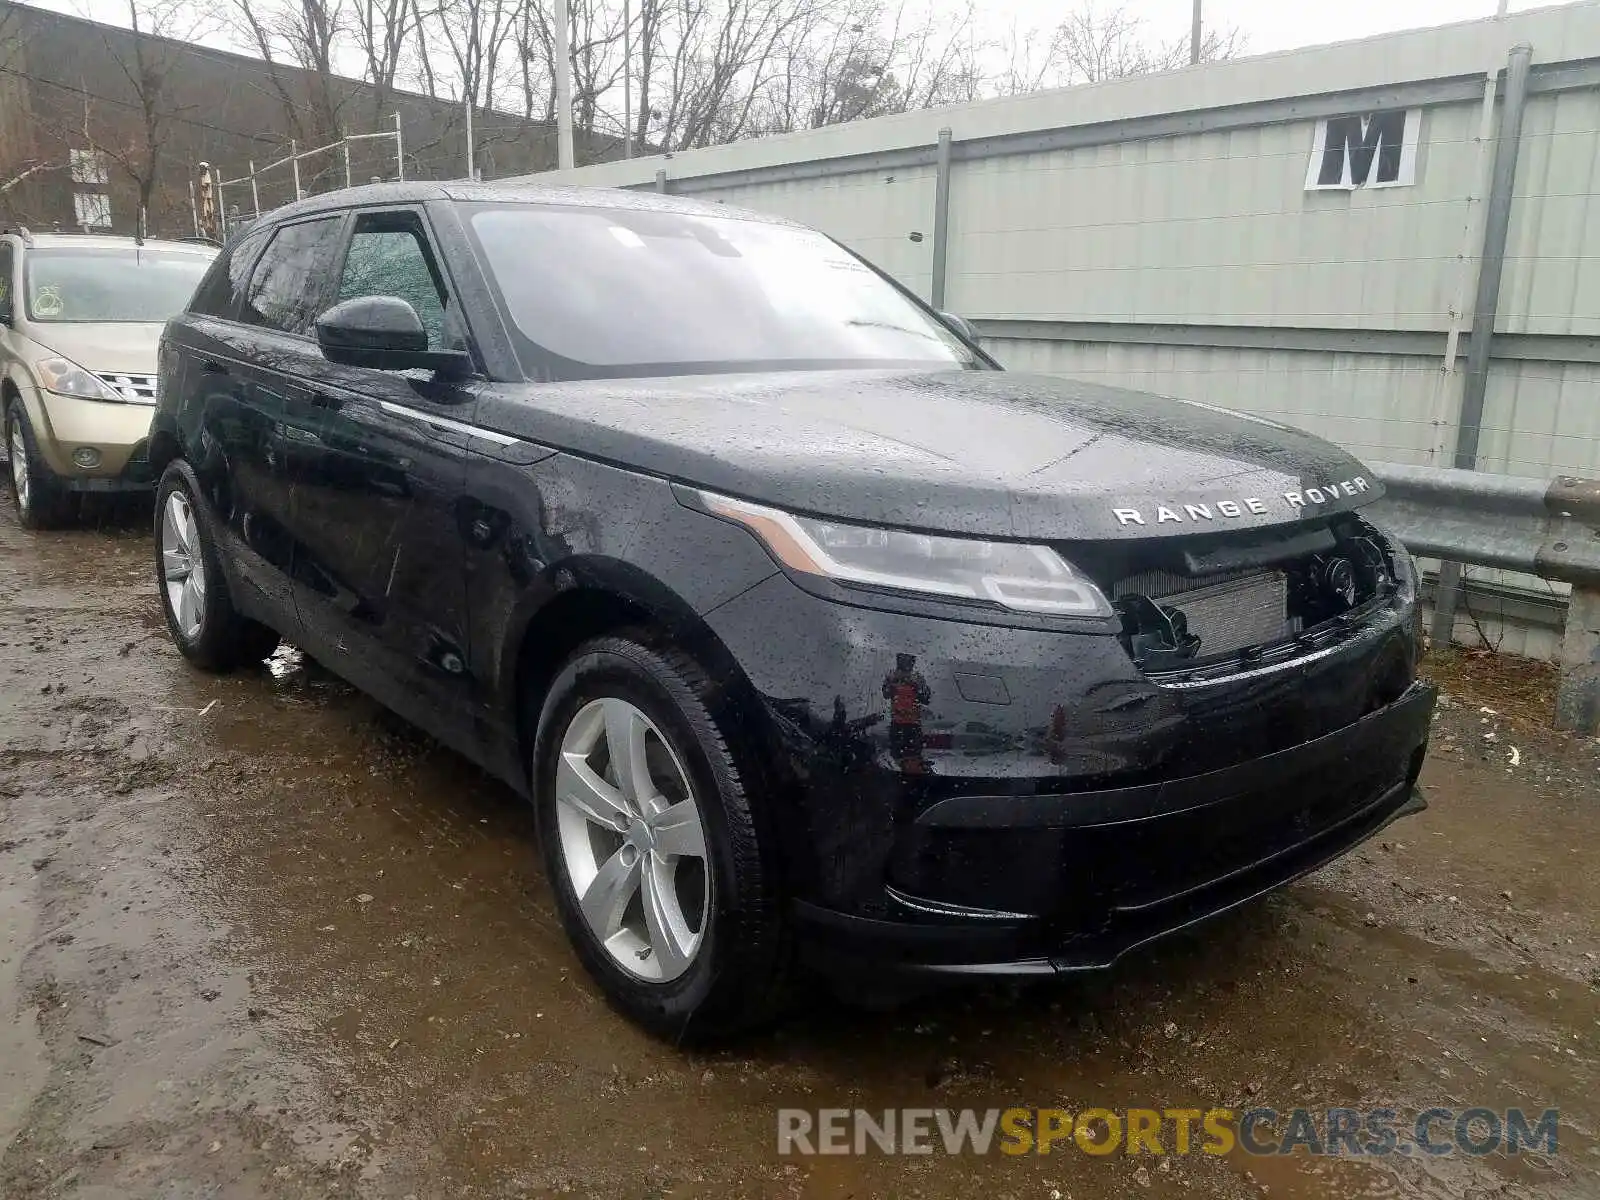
[702,571,1432,980]
[795,683,1432,977]
[34,392,156,486]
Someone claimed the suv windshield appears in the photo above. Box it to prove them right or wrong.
[467,203,978,379]
[24,246,214,323]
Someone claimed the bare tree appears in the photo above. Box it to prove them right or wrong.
[353,0,428,128]
[78,0,215,237]
[992,1,1245,94]
[0,6,64,223]
[434,0,515,117]
[225,0,350,147]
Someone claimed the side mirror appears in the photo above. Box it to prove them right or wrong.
[937,311,977,342]
[315,295,470,379]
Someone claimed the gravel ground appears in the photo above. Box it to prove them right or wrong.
[0,500,1596,1199]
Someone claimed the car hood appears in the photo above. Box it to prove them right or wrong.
[478,369,1380,541]
[25,323,162,376]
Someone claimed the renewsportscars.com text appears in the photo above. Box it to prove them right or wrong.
[776,1107,1560,1158]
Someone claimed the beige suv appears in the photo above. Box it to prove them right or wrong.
[1,230,216,527]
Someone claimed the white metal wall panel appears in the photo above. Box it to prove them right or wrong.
[1476,358,1600,478]
[944,101,1485,332]
[684,167,938,301]
[979,338,1446,465]
[521,5,1600,196]
[1498,88,1600,337]
[1433,598,1560,660]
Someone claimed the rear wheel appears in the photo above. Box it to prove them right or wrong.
[532,635,788,1042]
[155,462,279,671]
[6,399,74,529]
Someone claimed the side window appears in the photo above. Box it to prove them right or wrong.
[0,244,12,318]
[188,227,267,318]
[242,217,345,335]
[334,215,450,350]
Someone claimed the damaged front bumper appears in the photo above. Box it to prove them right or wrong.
[791,681,1435,978]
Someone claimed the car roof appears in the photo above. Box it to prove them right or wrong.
[254,179,798,230]
[7,232,216,254]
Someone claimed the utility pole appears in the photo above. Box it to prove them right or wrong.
[623,0,633,160]
[1190,0,1202,65]
[555,0,575,169]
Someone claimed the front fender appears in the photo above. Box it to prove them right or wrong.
[2,362,54,466]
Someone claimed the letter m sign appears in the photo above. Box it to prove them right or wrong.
[1305,109,1421,190]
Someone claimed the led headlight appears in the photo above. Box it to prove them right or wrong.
[34,356,122,402]
[698,490,1112,617]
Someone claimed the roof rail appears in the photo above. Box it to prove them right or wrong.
[1,226,35,246]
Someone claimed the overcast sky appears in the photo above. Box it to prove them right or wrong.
[22,0,1561,53]
[1048,0,1543,56]
[15,0,1561,63]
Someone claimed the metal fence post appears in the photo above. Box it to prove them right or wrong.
[393,113,405,181]
[343,142,352,190]
[1557,586,1600,732]
[931,127,953,310]
[249,161,260,216]
[1546,474,1600,732]
[1433,42,1534,647]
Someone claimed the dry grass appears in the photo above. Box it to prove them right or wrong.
[1422,644,1559,723]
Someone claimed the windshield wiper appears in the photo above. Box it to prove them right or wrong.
[843,318,943,343]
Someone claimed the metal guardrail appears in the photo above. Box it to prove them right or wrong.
[1368,462,1600,732]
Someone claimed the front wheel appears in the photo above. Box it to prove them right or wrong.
[532,635,788,1042]
[6,399,74,528]
[154,462,279,671]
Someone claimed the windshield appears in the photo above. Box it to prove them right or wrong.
[467,203,979,379]
[24,246,215,323]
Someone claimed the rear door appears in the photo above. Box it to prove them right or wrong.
[285,206,482,751]
[167,216,344,632]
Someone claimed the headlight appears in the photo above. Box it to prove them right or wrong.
[34,356,121,402]
[697,490,1112,617]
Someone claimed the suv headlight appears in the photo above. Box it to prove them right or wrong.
[35,356,122,402]
[697,490,1112,617]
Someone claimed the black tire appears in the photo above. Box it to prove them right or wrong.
[154,461,280,671]
[531,634,789,1043]
[6,398,75,529]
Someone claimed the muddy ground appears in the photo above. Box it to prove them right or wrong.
[0,499,1596,1200]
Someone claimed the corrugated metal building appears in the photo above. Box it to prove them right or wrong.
[522,2,1600,658]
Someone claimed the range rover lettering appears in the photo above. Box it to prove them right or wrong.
[150,183,1435,1040]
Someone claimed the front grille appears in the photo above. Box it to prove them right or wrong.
[1114,568,1294,658]
[1087,513,1400,673]
[95,373,157,404]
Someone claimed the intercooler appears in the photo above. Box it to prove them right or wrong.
[1114,569,1293,658]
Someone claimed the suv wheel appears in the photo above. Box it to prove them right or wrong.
[155,462,280,670]
[6,399,74,528]
[532,635,788,1042]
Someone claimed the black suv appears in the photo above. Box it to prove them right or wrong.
[152,182,1435,1040]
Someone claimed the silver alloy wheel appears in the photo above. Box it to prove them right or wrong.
[10,422,28,513]
[554,696,710,982]
[160,491,206,641]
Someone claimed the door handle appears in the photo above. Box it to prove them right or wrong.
[309,391,341,409]
[200,360,229,375]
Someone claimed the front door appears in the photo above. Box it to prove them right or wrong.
[286,207,481,752]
